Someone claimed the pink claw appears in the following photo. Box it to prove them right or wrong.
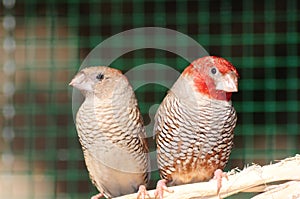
[154,179,174,199]
[137,185,150,199]
[213,169,228,195]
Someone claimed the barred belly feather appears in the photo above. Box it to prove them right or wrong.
[71,66,150,198]
[155,91,236,186]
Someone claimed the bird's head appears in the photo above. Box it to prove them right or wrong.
[69,66,127,98]
[182,56,239,101]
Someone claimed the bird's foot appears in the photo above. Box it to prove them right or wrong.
[154,179,174,199]
[137,185,150,199]
[91,193,104,199]
[213,169,228,195]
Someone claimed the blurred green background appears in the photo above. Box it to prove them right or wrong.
[0,0,299,198]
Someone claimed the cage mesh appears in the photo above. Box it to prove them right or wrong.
[0,0,299,198]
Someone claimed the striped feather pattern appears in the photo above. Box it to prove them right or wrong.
[76,84,150,198]
[155,91,236,186]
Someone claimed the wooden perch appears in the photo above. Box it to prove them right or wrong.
[251,181,300,199]
[114,154,300,199]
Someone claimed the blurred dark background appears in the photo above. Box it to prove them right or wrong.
[0,0,299,198]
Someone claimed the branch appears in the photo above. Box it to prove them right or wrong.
[114,154,300,199]
[251,181,300,199]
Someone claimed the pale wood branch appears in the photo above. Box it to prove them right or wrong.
[114,154,300,199]
[251,181,300,199]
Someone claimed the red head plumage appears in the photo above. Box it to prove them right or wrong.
[182,56,239,101]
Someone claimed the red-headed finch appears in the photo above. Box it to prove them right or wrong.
[154,56,239,198]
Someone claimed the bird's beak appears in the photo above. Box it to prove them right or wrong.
[216,72,238,92]
[69,73,85,88]
[69,72,93,92]
[69,78,76,87]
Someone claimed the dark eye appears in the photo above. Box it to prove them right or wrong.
[96,73,104,80]
[211,67,217,75]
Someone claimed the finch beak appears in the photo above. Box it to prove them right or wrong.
[69,78,76,87]
[69,73,84,88]
[216,72,238,92]
[69,73,93,92]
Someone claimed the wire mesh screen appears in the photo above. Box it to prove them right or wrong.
[0,1,299,198]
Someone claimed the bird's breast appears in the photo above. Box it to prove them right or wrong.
[156,93,236,184]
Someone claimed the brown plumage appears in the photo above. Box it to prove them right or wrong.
[154,56,239,198]
[70,66,150,199]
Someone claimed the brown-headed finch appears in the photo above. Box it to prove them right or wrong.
[69,66,150,199]
[154,56,239,198]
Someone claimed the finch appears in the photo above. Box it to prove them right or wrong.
[154,56,239,198]
[70,66,150,199]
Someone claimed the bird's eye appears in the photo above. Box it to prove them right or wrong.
[96,73,104,80]
[211,67,217,75]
